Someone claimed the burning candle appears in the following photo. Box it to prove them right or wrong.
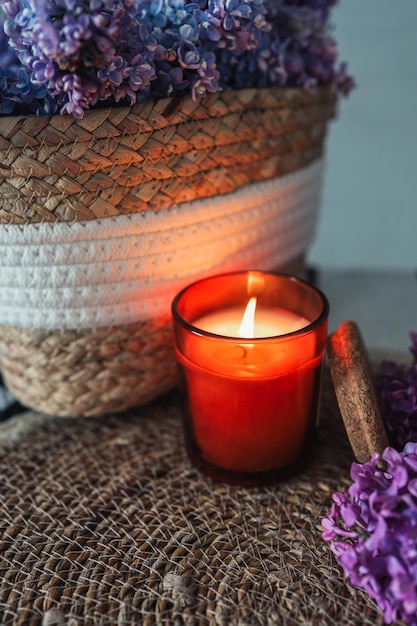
[172,271,329,486]
[195,298,309,338]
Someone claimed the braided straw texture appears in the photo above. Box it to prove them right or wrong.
[0,317,178,417]
[0,370,393,626]
[0,87,335,224]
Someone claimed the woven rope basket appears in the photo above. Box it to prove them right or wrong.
[0,86,336,417]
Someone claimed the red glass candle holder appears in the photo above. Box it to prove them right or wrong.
[171,271,329,486]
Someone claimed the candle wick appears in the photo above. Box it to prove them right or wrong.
[238,297,257,338]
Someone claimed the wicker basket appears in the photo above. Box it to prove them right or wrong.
[0,86,336,417]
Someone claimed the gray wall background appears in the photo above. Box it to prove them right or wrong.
[309,0,417,271]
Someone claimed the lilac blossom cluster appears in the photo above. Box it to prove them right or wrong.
[322,443,417,625]
[0,0,353,118]
[379,332,417,450]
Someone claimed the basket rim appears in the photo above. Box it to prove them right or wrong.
[0,85,337,128]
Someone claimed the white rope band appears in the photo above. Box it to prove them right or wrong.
[0,159,324,330]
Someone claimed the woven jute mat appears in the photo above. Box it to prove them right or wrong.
[0,369,397,626]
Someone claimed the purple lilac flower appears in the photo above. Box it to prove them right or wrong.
[259,0,351,91]
[322,442,417,625]
[379,332,417,450]
[0,15,58,114]
[0,0,354,117]
[2,0,157,116]
[138,0,267,99]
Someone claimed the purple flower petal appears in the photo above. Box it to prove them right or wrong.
[323,439,417,626]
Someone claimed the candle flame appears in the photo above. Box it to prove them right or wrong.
[238,297,257,338]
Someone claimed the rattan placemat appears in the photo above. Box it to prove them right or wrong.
[0,369,399,626]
